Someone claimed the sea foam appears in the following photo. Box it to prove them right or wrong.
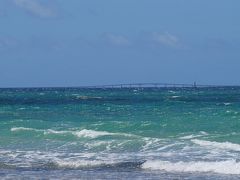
[10,127,132,139]
[11,127,40,132]
[179,131,208,140]
[142,160,240,174]
[73,129,116,138]
[54,159,109,168]
[192,139,240,151]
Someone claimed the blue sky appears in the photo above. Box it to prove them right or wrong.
[0,0,240,87]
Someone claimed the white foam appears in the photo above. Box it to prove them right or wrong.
[11,127,70,135]
[0,149,112,169]
[44,129,114,138]
[84,141,111,149]
[179,132,208,140]
[75,96,102,100]
[192,139,240,152]
[142,160,240,174]
[11,127,133,139]
[200,131,208,135]
[44,129,132,138]
[141,138,163,151]
[73,129,115,138]
[44,129,69,135]
[224,103,231,106]
[156,144,178,151]
[170,96,180,98]
[180,135,202,140]
[18,108,26,110]
[11,127,39,132]
[55,159,111,168]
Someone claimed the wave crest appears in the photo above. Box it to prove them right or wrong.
[11,127,40,132]
[10,127,133,139]
[192,139,240,151]
[142,160,240,174]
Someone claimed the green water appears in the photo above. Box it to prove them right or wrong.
[0,87,240,179]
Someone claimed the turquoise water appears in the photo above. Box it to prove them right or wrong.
[0,87,240,179]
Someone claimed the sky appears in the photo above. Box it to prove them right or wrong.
[0,0,240,87]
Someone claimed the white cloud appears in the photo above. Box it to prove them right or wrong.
[14,0,57,18]
[151,32,180,48]
[104,33,131,46]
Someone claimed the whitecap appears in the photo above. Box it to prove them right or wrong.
[84,141,111,149]
[192,139,240,152]
[75,96,102,100]
[170,96,180,99]
[224,103,231,106]
[10,127,40,132]
[180,135,202,140]
[141,137,163,151]
[44,129,110,139]
[73,129,115,138]
[44,129,69,135]
[11,127,134,139]
[54,159,112,168]
[18,108,26,110]
[200,131,208,135]
[142,160,240,174]
[179,132,208,140]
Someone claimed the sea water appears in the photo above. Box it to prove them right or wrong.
[0,87,240,179]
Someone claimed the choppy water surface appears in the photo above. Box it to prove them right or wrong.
[0,87,240,179]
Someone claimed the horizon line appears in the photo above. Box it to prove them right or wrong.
[0,82,240,89]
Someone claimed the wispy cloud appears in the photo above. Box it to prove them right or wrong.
[103,33,131,46]
[151,32,180,48]
[13,0,57,18]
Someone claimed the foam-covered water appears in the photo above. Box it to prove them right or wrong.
[0,87,240,179]
[142,160,240,174]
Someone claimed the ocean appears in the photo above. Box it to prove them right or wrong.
[0,87,240,179]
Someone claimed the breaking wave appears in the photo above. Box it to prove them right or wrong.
[142,160,240,174]
[10,127,134,139]
[54,160,145,169]
[11,127,39,132]
[192,139,240,151]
